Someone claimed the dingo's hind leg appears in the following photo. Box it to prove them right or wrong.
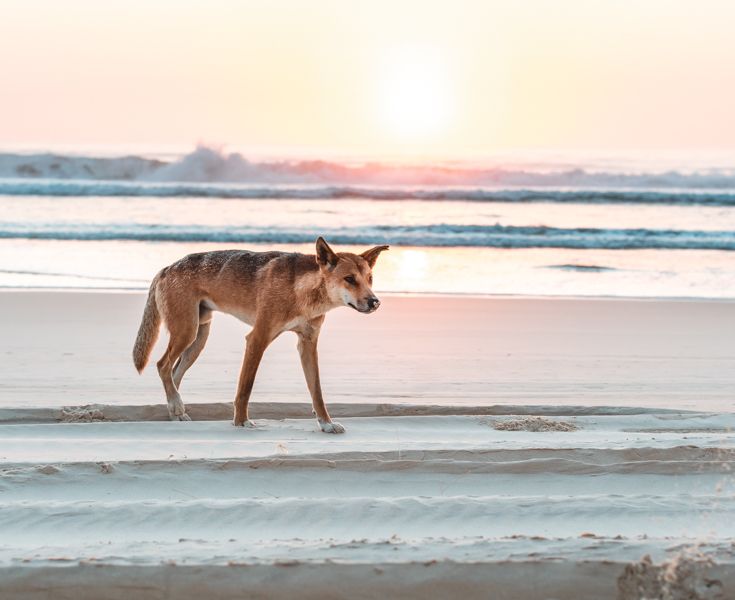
[173,306,213,389]
[156,305,199,421]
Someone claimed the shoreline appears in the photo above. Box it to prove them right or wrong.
[1,285,735,304]
[3,238,735,299]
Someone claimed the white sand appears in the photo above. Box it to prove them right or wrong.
[1,291,734,411]
[1,291,734,598]
[1,411,734,598]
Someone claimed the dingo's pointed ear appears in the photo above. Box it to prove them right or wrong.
[361,244,389,268]
[316,236,339,270]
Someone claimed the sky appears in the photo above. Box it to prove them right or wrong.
[1,0,734,158]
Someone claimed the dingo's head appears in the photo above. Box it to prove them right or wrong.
[315,237,389,314]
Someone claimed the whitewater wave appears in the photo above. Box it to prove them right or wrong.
[2,222,734,250]
[2,146,735,194]
[2,180,735,205]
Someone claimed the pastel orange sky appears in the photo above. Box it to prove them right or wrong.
[1,0,734,157]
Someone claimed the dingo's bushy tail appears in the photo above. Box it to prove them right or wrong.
[133,280,161,373]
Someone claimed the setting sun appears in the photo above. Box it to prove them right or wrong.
[375,45,454,140]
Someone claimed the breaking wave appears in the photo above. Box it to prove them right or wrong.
[2,147,735,205]
[1,222,734,250]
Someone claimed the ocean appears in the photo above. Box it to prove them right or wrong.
[1,146,734,298]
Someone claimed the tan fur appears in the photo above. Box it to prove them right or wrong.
[132,237,388,431]
[133,279,162,373]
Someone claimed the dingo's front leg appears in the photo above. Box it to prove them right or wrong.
[296,318,345,434]
[233,326,272,427]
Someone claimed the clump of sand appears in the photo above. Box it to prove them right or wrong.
[618,553,722,600]
[36,465,60,475]
[60,405,106,423]
[492,416,578,432]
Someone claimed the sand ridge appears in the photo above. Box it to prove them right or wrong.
[1,411,734,599]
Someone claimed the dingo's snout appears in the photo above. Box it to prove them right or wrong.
[367,296,380,312]
[348,296,380,313]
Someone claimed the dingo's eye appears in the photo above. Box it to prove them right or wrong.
[368,274,373,284]
[344,275,357,285]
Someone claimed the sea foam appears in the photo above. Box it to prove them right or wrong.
[2,146,735,198]
[1,222,733,249]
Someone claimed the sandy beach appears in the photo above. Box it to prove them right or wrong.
[2,290,734,411]
[5,1,735,597]
[1,291,734,599]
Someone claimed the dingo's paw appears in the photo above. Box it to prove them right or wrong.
[232,419,256,428]
[319,420,345,434]
[168,396,188,421]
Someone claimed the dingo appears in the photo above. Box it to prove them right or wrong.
[133,237,388,432]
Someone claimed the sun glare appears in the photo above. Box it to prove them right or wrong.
[376,45,453,140]
[395,249,429,282]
